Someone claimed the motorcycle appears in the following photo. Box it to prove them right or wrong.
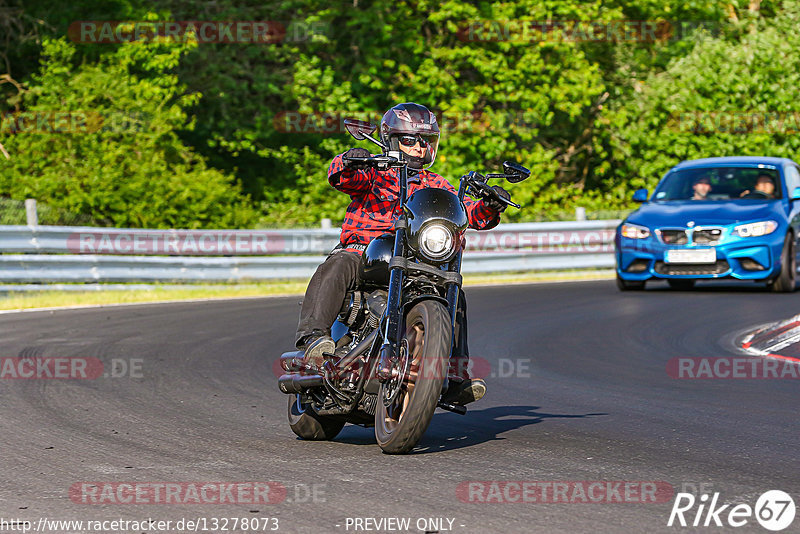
[277,118,530,454]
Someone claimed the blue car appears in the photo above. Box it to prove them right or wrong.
[615,156,800,292]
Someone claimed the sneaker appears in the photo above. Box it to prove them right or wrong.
[442,378,486,406]
[302,335,335,369]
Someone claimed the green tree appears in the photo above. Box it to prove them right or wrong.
[0,33,256,228]
[605,2,800,197]
[1,0,793,228]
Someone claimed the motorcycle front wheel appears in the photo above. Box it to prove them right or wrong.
[375,300,450,454]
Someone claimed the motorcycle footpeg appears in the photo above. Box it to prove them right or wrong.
[281,357,320,374]
[279,351,304,372]
[280,350,337,374]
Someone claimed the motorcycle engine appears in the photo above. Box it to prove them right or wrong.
[338,290,386,331]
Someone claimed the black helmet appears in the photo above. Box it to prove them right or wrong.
[380,102,440,170]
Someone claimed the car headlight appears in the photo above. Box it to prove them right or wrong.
[620,223,650,239]
[419,223,454,261]
[733,220,778,238]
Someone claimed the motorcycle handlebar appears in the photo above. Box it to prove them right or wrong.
[341,157,522,209]
[465,173,521,209]
[342,155,399,170]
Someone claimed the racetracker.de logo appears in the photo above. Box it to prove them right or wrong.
[666,357,800,379]
[667,111,800,135]
[0,110,149,135]
[0,357,104,379]
[456,481,674,504]
[68,21,286,43]
[67,231,289,255]
[67,21,330,44]
[69,482,286,504]
[455,20,718,43]
[465,229,614,254]
[272,110,543,136]
[275,356,535,381]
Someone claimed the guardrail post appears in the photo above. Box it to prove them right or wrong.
[25,199,38,227]
[321,218,332,230]
[575,207,586,221]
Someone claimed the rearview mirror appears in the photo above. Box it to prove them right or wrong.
[503,161,530,183]
[343,118,377,141]
[632,188,648,203]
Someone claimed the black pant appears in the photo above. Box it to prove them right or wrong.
[295,251,470,376]
[295,250,362,348]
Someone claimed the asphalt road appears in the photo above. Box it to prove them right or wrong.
[0,280,798,533]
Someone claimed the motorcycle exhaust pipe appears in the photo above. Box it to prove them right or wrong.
[278,373,324,394]
[278,330,379,394]
[334,329,378,371]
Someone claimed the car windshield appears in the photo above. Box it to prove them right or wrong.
[653,167,782,201]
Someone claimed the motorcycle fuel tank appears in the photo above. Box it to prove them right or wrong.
[360,233,394,287]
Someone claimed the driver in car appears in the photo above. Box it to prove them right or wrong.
[293,102,510,406]
[691,176,712,200]
[740,174,776,199]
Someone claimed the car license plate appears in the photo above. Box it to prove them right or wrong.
[665,249,716,264]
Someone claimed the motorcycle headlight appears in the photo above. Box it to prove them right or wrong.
[620,223,650,239]
[419,223,454,261]
[733,220,778,238]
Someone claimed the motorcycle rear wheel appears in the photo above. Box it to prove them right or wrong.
[375,300,450,454]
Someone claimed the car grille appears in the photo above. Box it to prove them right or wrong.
[693,228,723,244]
[659,229,688,244]
[657,227,723,245]
[654,260,730,276]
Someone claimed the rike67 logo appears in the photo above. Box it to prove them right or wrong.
[668,490,796,531]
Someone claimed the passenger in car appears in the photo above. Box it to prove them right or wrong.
[739,174,776,199]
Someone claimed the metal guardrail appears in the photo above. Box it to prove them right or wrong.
[0,221,620,283]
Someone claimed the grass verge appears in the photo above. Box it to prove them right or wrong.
[0,270,614,311]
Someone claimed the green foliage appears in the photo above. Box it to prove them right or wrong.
[168,0,624,224]
[605,2,800,196]
[0,0,796,228]
[1,34,256,228]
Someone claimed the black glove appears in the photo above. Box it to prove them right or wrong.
[483,185,511,212]
[342,147,370,167]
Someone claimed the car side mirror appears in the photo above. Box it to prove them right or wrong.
[632,188,648,203]
[343,118,377,141]
[792,187,800,200]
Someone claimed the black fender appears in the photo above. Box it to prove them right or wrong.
[402,294,450,316]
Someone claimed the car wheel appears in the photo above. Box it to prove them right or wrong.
[767,233,796,293]
[616,274,645,291]
[667,279,695,290]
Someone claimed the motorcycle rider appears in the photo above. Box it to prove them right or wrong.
[294,102,510,405]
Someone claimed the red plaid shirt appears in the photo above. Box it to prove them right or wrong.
[328,152,501,252]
